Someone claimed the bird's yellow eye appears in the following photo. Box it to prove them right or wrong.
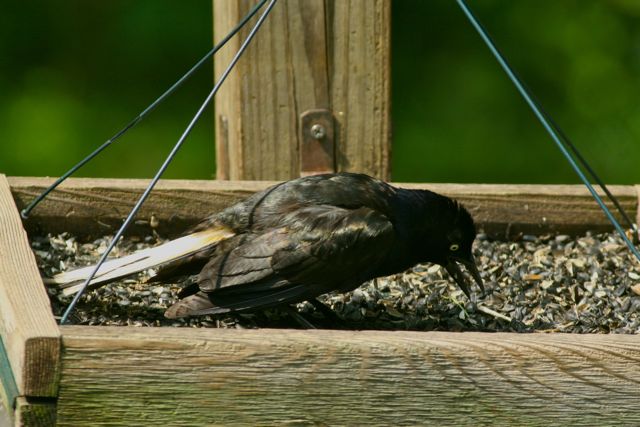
[449,243,459,251]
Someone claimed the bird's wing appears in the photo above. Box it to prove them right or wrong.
[164,205,396,318]
[46,227,234,296]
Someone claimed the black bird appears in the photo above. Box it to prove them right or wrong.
[49,172,484,319]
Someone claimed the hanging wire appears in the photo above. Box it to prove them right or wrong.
[20,0,269,220]
[535,101,639,244]
[499,58,638,244]
[59,0,279,324]
[455,0,640,262]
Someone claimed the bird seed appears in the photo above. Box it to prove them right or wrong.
[32,231,640,332]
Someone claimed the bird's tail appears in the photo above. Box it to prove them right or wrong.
[44,227,235,296]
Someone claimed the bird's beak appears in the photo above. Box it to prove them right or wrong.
[444,255,484,299]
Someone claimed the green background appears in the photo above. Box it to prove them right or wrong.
[2,0,639,184]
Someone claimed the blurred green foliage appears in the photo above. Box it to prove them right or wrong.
[393,0,640,183]
[1,1,640,183]
[0,1,215,179]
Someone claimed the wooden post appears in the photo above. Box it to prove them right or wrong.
[0,175,60,425]
[4,176,640,425]
[213,0,391,181]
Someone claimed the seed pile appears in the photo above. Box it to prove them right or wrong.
[32,231,640,332]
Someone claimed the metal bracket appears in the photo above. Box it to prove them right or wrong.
[299,109,335,176]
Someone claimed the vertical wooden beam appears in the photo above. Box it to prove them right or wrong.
[0,175,60,402]
[213,0,391,181]
[326,0,391,178]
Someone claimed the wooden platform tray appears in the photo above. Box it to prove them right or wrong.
[1,175,640,426]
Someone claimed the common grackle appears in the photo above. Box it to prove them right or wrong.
[49,172,484,318]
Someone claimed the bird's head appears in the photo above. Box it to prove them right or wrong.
[404,191,484,299]
[435,198,484,299]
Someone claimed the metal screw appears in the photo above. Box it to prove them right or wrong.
[310,124,326,140]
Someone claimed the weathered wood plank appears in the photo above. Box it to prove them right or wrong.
[327,0,391,178]
[4,177,639,425]
[9,177,265,238]
[0,176,60,398]
[212,0,238,181]
[14,397,56,427]
[9,177,637,239]
[214,0,301,180]
[213,0,391,180]
[58,326,640,426]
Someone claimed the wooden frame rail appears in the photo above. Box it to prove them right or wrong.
[1,176,639,426]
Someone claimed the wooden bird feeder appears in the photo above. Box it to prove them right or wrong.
[2,1,640,425]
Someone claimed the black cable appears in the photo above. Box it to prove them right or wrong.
[59,0,279,324]
[20,0,268,219]
[537,103,639,243]
[499,63,638,243]
[456,0,640,260]
[60,0,277,325]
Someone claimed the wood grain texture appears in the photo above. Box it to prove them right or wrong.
[9,177,265,238]
[213,0,391,180]
[5,178,640,424]
[0,175,60,399]
[9,177,637,239]
[327,0,391,179]
[58,326,640,426]
[212,0,239,180]
[214,0,300,180]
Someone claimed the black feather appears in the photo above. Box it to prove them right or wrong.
[163,172,482,318]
